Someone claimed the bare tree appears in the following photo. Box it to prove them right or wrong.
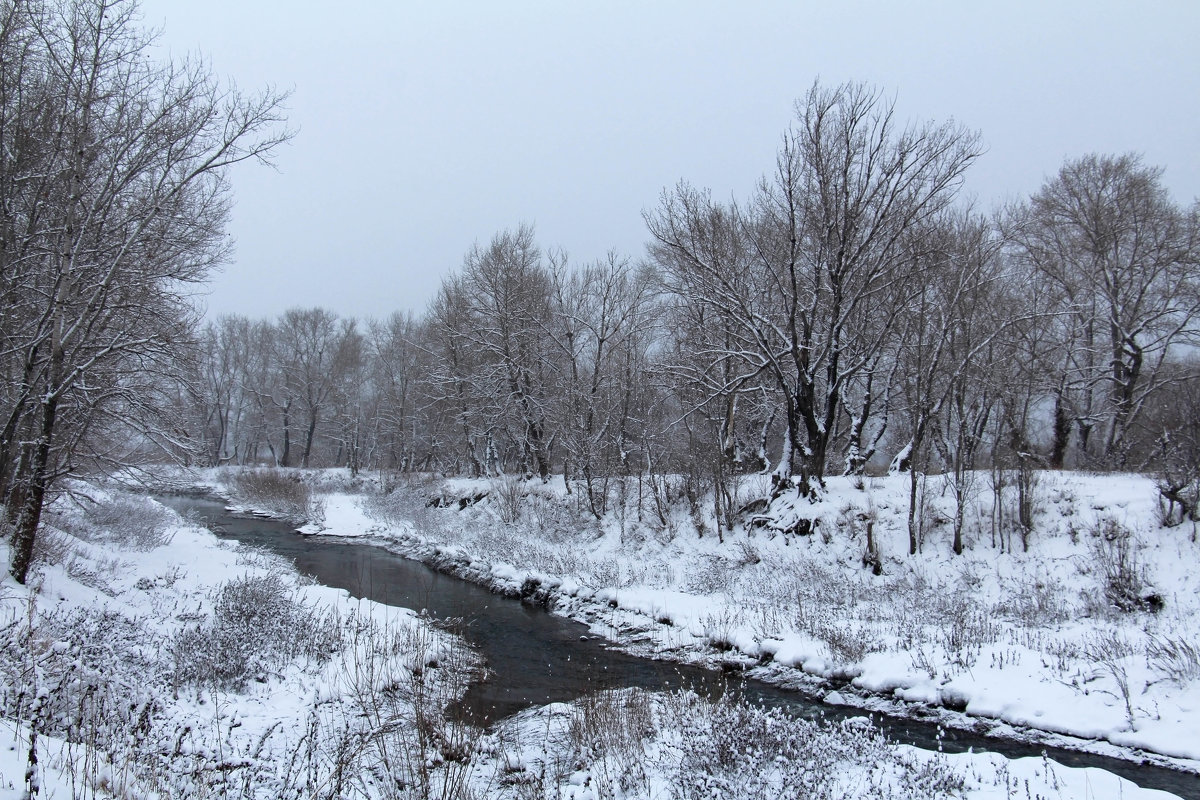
[456,225,558,479]
[274,308,351,469]
[426,274,489,476]
[1,0,290,583]
[549,251,657,516]
[649,81,981,515]
[188,315,259,467]
[326,317,367,472]
[1009,154,1200,467]
[367,311,426,472]
[893,212,1010,555]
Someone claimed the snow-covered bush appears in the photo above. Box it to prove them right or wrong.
[81,494,176,550]
[0,605,157,738]
[323,613,483,799]
[1088,519,1156,613]
[1147,634,1200,686]
[224,468,314,521]
[561,687,656,796]
[815,616,886,664]
[1083,630,1139,725]
[306,467,372,494]
[29,526,74,568]
[506,689,967,800]
[171,572,342,689]
[361,483,427,528]
[935,591,1000,669]
[494,476,525,524]
[997,571,1070,626]
[671,692,964,800]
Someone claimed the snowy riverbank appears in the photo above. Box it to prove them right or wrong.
[249,467,1200,773]
[1,471,1196,798]
[0,483,480,798]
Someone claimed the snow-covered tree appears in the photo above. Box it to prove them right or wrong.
[1009,154,1200,467]
[648,81,981,510]
[1,0,290,583]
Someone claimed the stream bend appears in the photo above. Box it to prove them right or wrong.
[162,495,1200,799]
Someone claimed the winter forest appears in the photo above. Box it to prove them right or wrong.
[178,97,1200,551]
[4,0,1200,798]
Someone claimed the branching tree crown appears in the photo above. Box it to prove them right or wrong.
[1,0,291,583]
[648,81,982,497]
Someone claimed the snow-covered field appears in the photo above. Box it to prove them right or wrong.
[0,468,1196,798]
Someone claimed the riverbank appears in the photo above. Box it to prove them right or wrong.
[1,474,1193,797]
[203,467,1200,775]
[0,482,482,798]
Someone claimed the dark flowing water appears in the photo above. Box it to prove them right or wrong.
[162,495,1200,799]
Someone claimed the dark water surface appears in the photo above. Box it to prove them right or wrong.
[162,495,1200,799]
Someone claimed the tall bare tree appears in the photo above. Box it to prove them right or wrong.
[455,225,558,479]
[367,311,426,472]
[1,0,290,583]
[275,308,353,469]
[549,251,657,515]
[893,211,1009,555]
[649,81,981,510]
[1009,154,1200,466]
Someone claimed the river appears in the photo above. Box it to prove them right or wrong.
[161,494,1200,799]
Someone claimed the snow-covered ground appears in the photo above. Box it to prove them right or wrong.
[484,689,1182,800]
[0,483,478,798]
[1,469,1197,798]
[273,468,1200,771]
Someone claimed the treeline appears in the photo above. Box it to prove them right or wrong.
[181,85,1200,538]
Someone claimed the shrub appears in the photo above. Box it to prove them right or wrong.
[935,592,999,669]
[224,468,314,521]
[1148,634,1200,686]
[171,573,342,690]
[1083,630,1139,725]
[31,526,74,567]
[36,493,176,566]
[999,573,1070,626]
[493,475,525,524]
[566,689,656,796]
[85,494,176,550]
[815,618,885,664]
[360,484,424,528]
[669,691,965,800]
[1088,519,1156,613]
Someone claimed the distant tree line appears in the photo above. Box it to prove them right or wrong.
[178,86,1200,545]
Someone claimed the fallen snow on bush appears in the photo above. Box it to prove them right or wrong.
[475,688,1181,800]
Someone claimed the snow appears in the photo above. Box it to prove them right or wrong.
[0,483,478,798]
[477,688,1185,800]
[2,467,1198,797]
[292,468,1200,774]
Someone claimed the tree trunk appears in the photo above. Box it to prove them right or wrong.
[302,408,318,468]
[907,462,920,556]
[280,401,292,467]
[1049,388,1070,470]
[9,396,57,584]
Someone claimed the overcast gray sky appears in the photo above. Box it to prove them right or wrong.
[137,0,1200,321]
